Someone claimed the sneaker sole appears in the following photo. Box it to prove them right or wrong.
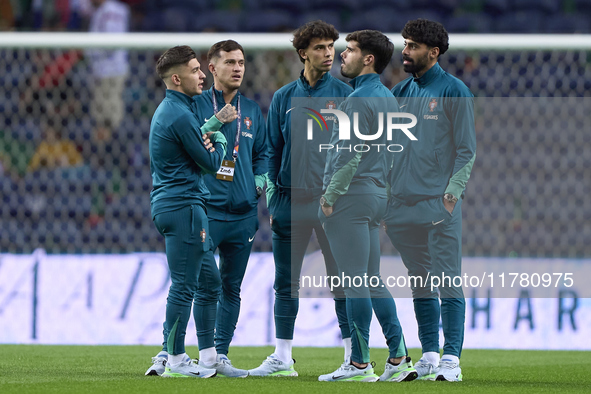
[417,373,437,381]
[145,369,162,376]
[383,370,419,382]
[216,372,249,378]
[162,371,217,378]
[249,370,298,377]
[436,373,462,382]
[331,374,379,382]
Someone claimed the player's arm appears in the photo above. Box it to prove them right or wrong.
[252,106,269,191]
[322,100,369,207]
[265,93,284,210]
[176,113,227,174]
[444,94,477,199]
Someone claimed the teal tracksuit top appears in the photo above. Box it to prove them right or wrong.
[192,88,268,221]
[389,63,476,205]
[266,71,352,209]
[149,90,226,218]
[322,73,397,206]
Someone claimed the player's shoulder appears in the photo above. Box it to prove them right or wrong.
[327,75,354,94]
[391,76,414,96]
[273,80,300,100]
[440,71,473,97]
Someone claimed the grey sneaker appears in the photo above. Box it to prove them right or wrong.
[161,358,217,378]
[199,355,248,378]
[414,358,438,381]
[379,357,418,382]
[435,359,462,382]
[248,353,298,377]
[145,353,167,376]
[318,361,379,382]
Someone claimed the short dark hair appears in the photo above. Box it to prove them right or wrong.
[292,20,339,64]
[207,40,245,63]
[346,30,394,74]
[156,45,196,79]
[402,19,449,57]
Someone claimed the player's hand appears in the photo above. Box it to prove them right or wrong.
[321,205,333,217]
[215,104,238,124]
[203,132,215,152]
[443,198,456,214]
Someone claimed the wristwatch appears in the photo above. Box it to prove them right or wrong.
[256,186,263,198]
[443,193,458,204]
[320,196,331,208]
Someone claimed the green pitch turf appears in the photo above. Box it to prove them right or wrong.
[1,345,589,393]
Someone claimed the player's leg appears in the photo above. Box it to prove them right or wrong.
[430,198,464,382]
[154,205,217,378]
[366,197,417,382]
[313,211,350,362]
[249,191,303,377]
[384,199,441,379]
[214,216,258,356]
[319,195,378,382]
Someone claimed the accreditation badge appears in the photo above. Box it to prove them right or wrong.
[216,160,235,181]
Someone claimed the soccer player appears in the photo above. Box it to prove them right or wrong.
[146,45,237,378]
[317,30,417,383]
[249,20,353,377]
[384,19,476,382]
[191,40,267,376]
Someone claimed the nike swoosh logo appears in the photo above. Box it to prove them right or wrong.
[189,372,200,376]
[204,117,210,122]
[332,375,344,380]
[248,235,255,242]
[399,104,407,108]
[432,219,445,226]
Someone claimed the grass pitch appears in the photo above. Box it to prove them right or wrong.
[1,345,589,393]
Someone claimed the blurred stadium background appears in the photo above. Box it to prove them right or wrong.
[1,0,591,257]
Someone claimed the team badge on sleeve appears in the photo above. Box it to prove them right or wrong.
[200,229,206,243]
[244,117,252,130]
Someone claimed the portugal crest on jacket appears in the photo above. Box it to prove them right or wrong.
[326,100,336,109]
[429,99,438,112]
[244,117,252,130]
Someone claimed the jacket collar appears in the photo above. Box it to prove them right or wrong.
[349,72,380,90]
[413,62,443,87]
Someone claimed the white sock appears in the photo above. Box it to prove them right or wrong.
[422,351,440,365]
[441,354,459,364]
[168,352,188,367]
[199,347,217,366]
[342,337,352,363]
[274,339,293,364]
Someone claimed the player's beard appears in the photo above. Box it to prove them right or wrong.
[403,52,429,75]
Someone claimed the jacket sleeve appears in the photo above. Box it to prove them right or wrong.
[175,113,225,175]
[322,99,370,206]
[266,93,283,209]
[444,95,477,199]
[252,106,269,182]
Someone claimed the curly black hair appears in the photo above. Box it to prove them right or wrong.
[292,20,339,64]
[402,19,449,57]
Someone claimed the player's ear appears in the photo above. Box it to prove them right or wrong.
[208,62,216,76]
[430,46,440,59]
[298,48,308,62]
[171,73,181,86]
[364,54,374,67]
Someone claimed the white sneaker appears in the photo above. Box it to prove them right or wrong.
[379,357,418,382]
[161,358,217,378]
[414,358,438,381]
[145,354,167,376]
[199,355,248,378]
[318,361,379,382]
[248,353,298,377]
[436,359,462,381]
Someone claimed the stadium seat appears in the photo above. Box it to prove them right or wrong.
[241,9,295,32]
[483,0,511,15]
[494,11,544,33]
[511,0,561,14]
[446,14,493,33]
[297,11,342,31]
